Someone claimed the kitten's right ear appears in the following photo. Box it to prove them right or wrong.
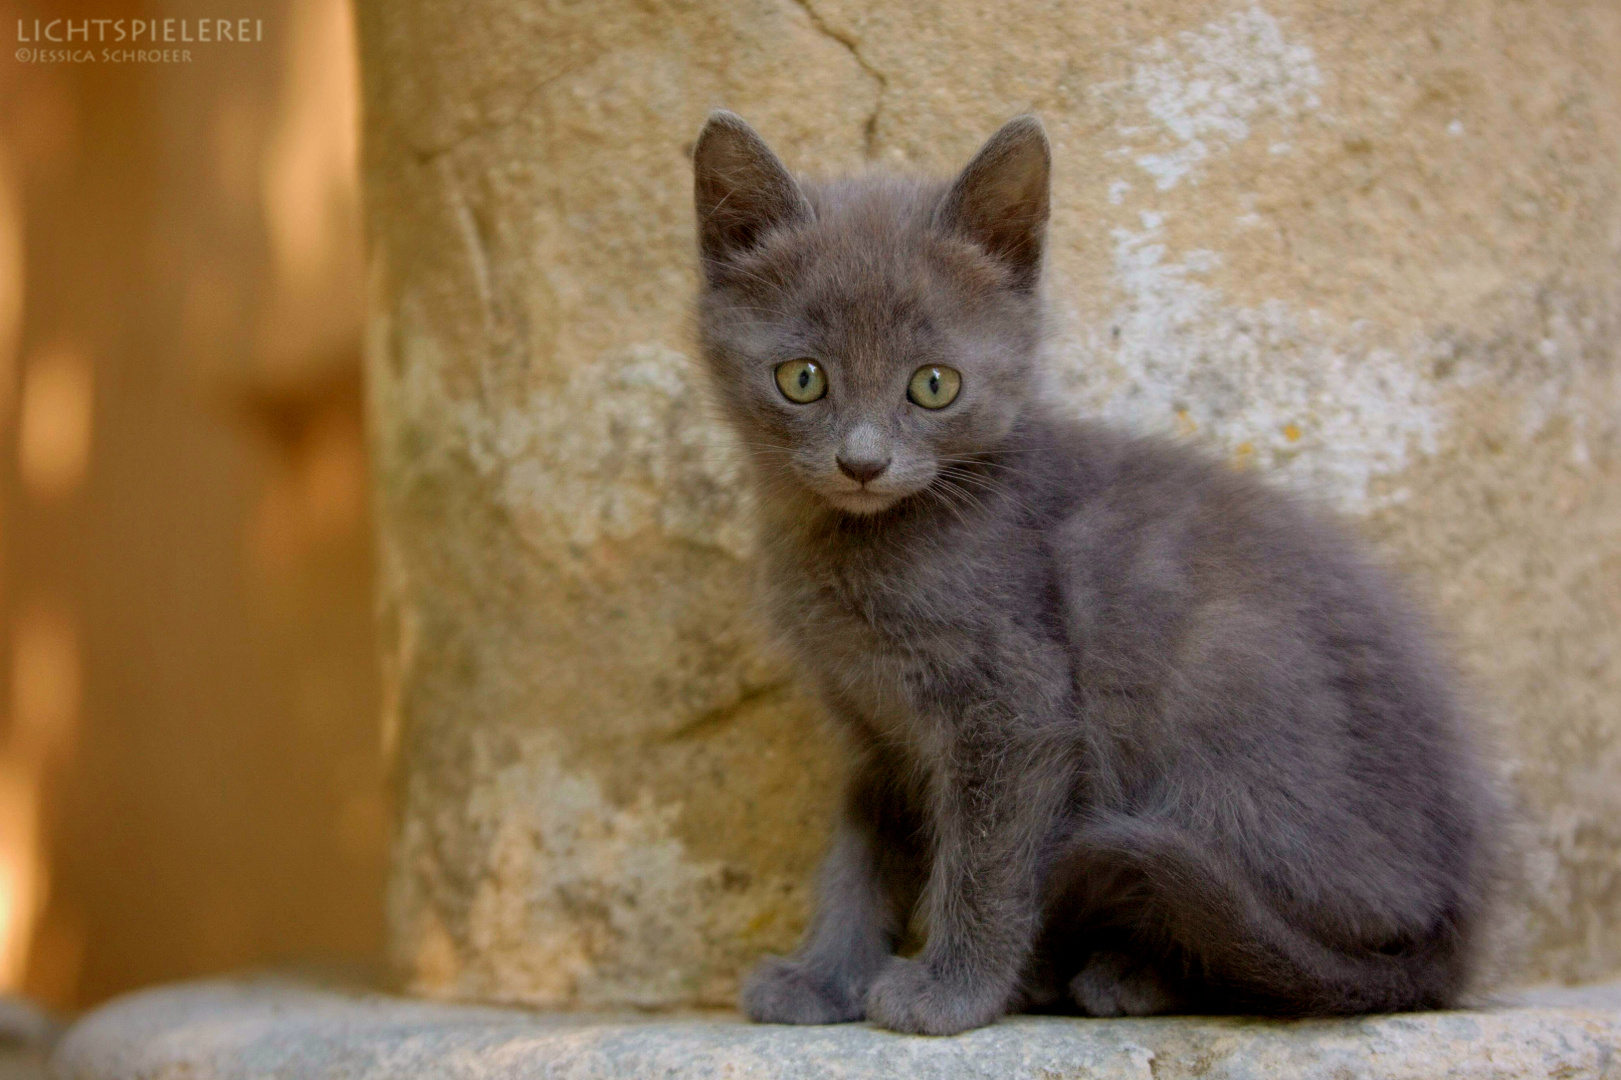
[934,115,1051,291]
[693,111,812,271]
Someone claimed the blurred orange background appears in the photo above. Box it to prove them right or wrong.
[0,0,383,1011]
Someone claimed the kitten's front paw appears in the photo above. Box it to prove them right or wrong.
[741,956,864,1024]
[863,956,1005,1036]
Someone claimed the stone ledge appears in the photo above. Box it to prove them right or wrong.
[50,976,1621,1080]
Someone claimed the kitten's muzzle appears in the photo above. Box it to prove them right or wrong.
[836,454,891,484]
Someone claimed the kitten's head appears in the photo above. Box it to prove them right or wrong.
[693,113,1050,516]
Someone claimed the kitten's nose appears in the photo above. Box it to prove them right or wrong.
[836,454,890,484]
[837,424,890,484]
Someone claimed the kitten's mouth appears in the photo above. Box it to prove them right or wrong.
[823,487,905,515]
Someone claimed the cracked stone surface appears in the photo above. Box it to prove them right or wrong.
[356,0,1621,1009]
[50,977,1621,1079]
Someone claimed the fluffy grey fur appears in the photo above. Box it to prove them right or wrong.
[692,111,1494,1036]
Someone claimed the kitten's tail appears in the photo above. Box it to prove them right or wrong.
[1072,816,1476,1016]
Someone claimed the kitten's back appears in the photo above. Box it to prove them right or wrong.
[1030,413,1495,1010]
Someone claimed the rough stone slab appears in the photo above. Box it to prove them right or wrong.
[51,977,1621,1079]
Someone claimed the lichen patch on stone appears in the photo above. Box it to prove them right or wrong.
[493,346,752,560]
[397,729,797,1009]
[379,315,754,562]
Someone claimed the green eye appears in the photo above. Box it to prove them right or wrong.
[907,365,961,409]
[774,359,827,403]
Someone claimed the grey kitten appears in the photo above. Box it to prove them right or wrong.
[692,111,1494,1036]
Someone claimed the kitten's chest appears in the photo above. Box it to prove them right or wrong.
[766,536,996,741]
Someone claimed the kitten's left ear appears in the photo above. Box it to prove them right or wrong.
[933,115,1051,290]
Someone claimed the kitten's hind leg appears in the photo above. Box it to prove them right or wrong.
[742,757,924,1024]
[1067,815,1466,1016]
[1069,952,1176,1017]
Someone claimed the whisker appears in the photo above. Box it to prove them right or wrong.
[935,464,1037,518]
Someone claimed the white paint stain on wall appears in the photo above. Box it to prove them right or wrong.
[1046,215,1443,513]
[1127,3,1322,189]
[1056,6,1447,511]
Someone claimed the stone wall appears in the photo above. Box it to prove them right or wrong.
[355,0,1621,1007]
